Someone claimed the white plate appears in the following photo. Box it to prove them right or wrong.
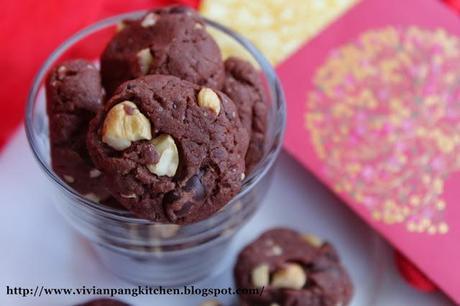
[0,130,383,306]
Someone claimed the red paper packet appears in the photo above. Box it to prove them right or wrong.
[277,0,460,302]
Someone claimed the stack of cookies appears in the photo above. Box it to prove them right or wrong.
[46,6,267,225]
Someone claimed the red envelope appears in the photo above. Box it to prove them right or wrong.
[278,0,460,302]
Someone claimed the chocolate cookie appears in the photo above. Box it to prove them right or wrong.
[46,59,111,202]
[87,74,249,224]
[222,57,267,172]
[234,228,353,306]
[100,6,225,95]
[75,298,130,306]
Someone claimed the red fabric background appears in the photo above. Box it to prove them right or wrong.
[1,0,456,296]
[0,0,198,148]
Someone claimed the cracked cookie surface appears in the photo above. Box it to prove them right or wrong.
[46,59,110,202]
[222,57,268,172]
[101,6,225,95]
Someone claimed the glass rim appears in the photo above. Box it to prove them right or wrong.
[24,10,287,227]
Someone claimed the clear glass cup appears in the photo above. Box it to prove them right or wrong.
[25,11,286,286]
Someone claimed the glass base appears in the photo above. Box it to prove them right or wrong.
[92,235,233,286]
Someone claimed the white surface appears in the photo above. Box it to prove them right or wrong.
[0,127,454,306]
